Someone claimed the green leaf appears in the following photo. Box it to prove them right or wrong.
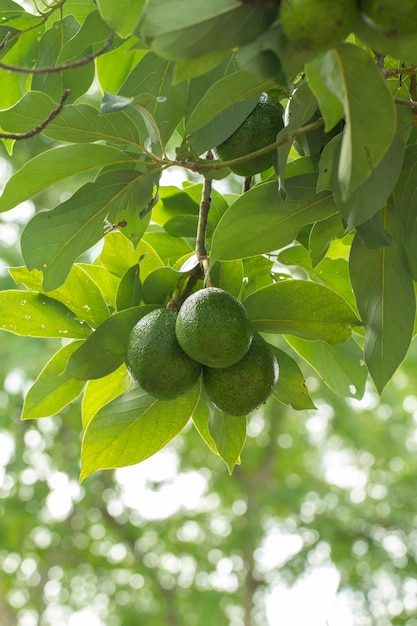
[208,410,246,474]
[210,175,336,263]
[138,0,276,61]
[82,365,131,429]
[354,12,417,64]
[66,305,157,380]
[96,0,146,37]
[20,169,148,291]
[0,144,134,213]
[323,101,413,229]
[98,232,164,278]
[286,336,367,400]
[393,144,417,273]
[116,264,142,311]
[80,382,200,479]
[349,213,416,392]
[119,52,188,144]
[270,345,316,410]
[210,260,244,299]
[0,91,141,146]
[185,69,273,136]
[191,396,219,454]
[32,17,94,103]
[309,213,345,267]
[21,341,85,420]
[320,43,396,199]
[142,267,183,305]
[243,281,360,344]
[305,55,344,132]
[0,291,92,339]
[10,265,109,328]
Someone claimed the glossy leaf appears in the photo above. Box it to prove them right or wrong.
[10,265,109,328]
[210,175,336,263]
[0,144,134,213]
[208,410,246,474]
[210,260,244,299]
[286,336,367,399]
[0,291,92,339]
[349,215,416,392]
[116,264,142,311]
[21,341,85,420]
[80,382,200,480]
[66,305,157,380]
[243,281,360,344]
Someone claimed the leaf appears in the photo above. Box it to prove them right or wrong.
[80,382,200,479]
[116,264,142,311]
[142,267,183,305]
[286,336,367,400]
[20,169,147,291]
[0,91,142,146]
[0,144,134,213]
[0,291,92,339]
[191,396,219,454]
[82,365,131,429]
[354,12,417,64]
[21,341,85,420]
[97,0,146,37]
[98,232,164,278]
[324,101,413,229]
[209,174,336,263]
[208,410,246,474]
[243,281,360,344]
[349,213,416,393]
[138,0,276,61]
[119,52,188,144]
[210,260,244,299]
[320,43,396,199]
[393,144,417,272]
[66,305,157,380]
[10,265,109,328]
[185,69,273,135]
[270,345,316,410]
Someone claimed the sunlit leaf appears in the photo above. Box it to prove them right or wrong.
[208,409,246,474]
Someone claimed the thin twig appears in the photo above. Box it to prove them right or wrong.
[394,97,417,109]
[242,176,252,193]
[195,151,213,285]
[0,31,11,50]
[0,89,70,140]
[0,33,114,74]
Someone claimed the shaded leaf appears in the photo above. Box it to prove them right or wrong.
[349,214,415,392]
[270,345,316,410]
[66,305,157,380]
[286,336,367,399]
[116,264,142,311]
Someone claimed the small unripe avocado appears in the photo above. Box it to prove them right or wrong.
[360,0,417,37]
[214,94,284,177]
[203,333,279,416]
[280,0,358,53]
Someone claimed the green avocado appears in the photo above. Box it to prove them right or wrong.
[360,0,417,36]
[214,94,284,177]
[280,0,358,52]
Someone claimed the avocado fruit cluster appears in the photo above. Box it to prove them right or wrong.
[126,287,278,416]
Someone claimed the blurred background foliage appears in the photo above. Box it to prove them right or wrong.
[2,137,417,626]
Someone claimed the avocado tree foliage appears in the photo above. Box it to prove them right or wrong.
[1,0,417,479]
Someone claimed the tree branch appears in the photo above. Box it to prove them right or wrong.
[0,33,114,74]
[195,151,213,285]
[0,89,70,140]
